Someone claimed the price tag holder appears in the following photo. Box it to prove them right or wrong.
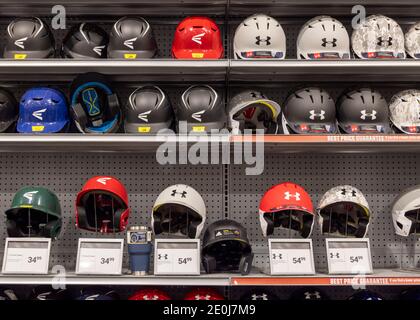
[76,238,123,275]
[268,239,315,275]
[2,238,51,274]
[154,239,200,276]
[326,238,373,275]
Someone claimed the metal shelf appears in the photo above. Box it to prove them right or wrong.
[229,60,420,82]
[0,60,229,82]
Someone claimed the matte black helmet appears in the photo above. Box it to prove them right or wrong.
[62,23,108,59]
[337,88,390,134]
[108,16,157,59]
[0,88,18,132]
[125,85,173,134]
[178,85,226,133]
[202,219,253,275]
[281,87,337,134]
[3,17,55,59]
[29,287,70,300]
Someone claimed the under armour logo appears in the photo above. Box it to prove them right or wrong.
[341,188,357,197]
[255,36,271,46]
[304,292,321,299]
[309,110,326,120]
[321,38,337,48]
[377,37,393,47]
[14,37,28,49]
[23,191,38,201]
[192,110,205,122]
[143,295,159,300]
[171,190,187,198]
[360,110,377,120]
[252,294,268,300]
[158,254,168,260]
[195,295,211,300]
[284,191,300,201]
[32,108,47,121]
[192,33,205,45]
[97,177,111,185]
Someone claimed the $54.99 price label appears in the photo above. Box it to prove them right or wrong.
[154,240,200,275]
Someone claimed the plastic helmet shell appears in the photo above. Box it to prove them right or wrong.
[172,16,224,59]
[233,14,286,60]
[108,16,157,59]
[227,90,280,134]
[351,15,406,59]
[0,88,18,132]
[297,16,350,60]
[391,185,420,237]
[405,22,420,59]
[389,90,420,134]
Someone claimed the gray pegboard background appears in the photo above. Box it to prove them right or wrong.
[228,153,420,272]
[0,153,225,269]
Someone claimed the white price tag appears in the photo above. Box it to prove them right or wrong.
[269,239,315,275]
[2,238,51,274]
[326,238,373,274]
[154,239,200,275]
[76,238,123,275]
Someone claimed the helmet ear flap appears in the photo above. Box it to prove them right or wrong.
[239,252,254,275]
[187,219,200,239]
[355,217,369,238]
[152,212,163,235]
[202,254,216,274]
[264,214,275,236]
[70,103,88,131]
[107,93,120,118]
[6,219,21,237]
[301,215,314,238]
[41,220,61,239]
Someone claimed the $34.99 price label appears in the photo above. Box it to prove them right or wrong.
[154,240,200,275]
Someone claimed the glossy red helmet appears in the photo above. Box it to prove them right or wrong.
[259,182,315,238]
[184,288,224,300]
[172,16,224,59]
[75,176,130,233]
[129,289,171,300]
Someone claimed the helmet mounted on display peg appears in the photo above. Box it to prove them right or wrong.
[290,287,329,300]
[152,184,206,238]
[3,17,55,59]
[348,290,384,300]
[202,219,253,275]
[124,85,174,134]
[0,88,18,133]
[240,289,278,301]
[62,23,108,59]
[5,186,62,239]
[184,288,224,300]
[405,22,420,59]
[389,90,420,134]
[351,14,406,59]
[281,87,337,134]
[233,14,286,59]
[108,16,157,59]
[129,289,171,300]
[259,182,315,238]
[29,286,71,300]
[228,90,280,134]
[178,85,226,134]
[75,287,119,300]
[391,185,420,237]
[297,16,350,59]
[172,16,224,59]
[76,176,130,233]
[17,87,69,134]
[317,185,371,237]
[70,72,121,134]
[337,88,391,134]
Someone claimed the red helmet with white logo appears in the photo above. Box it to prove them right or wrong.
[184,288,224,300]
[172,16,224,59]
[75,176,130,233]
[259,182,315,238]
[129,289,171,300]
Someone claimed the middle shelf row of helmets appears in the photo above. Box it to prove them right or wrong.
[1,76,420,134]
[5,177,420,242]
[4,14,420,60]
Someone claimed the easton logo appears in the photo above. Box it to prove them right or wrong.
[97,177,112,185]
[171,190,187,198]
[255,36,271,46]
[192,110,205,122]
[377,37,393,47]
[138,110,152,122]
[93,45,105,56]
[32,108,47,121]
[309,110,326,120]
[23,191,38,201]
[321,38,337,48]
[14,37,28,49]
[360,110,377,120]
[192,33,205,45]
[124,37,137,50]
[284,191,300,201]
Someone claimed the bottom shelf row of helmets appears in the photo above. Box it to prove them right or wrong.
[3,286,420,300]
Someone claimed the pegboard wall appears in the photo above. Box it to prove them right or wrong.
[228,153,420,272]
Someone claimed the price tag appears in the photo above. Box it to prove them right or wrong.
[2,238,51,274]
[154,239,200,275]
[268,239,315,275]
[76,238,123,275]
[326,238,373,274]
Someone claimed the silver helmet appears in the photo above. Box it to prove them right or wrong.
[405,22,420,59]
[389,90,420,134]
